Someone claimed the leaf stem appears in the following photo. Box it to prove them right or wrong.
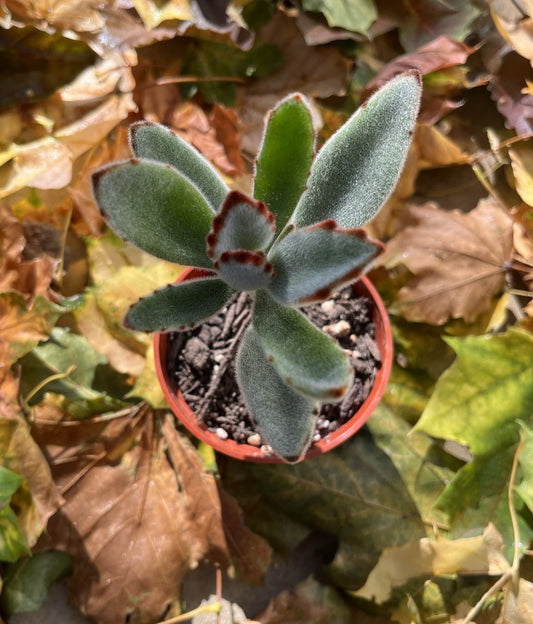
[23,365,77,406]
[157,602,221,624]
[462,436,525,623]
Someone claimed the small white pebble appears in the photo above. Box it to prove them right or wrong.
[322,320,351,337]
[321,299,335,313]
[247,433,262,446]
[215,427,228,440]
[261,444,273,455]
[213,352,224,363]
[313,433,321,443]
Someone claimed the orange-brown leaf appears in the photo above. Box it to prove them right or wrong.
[384,198,514,324]
[37,411,230,624]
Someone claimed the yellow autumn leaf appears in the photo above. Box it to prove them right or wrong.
[354,524,509,604]
[510,143,533,206]
[131,0,194,30]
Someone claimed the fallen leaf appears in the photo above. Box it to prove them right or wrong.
[0,550,72,617]
[362,35,473,96]
[4,0,106,32]
[491,0,533,63]
[501,578,533,624]
[489,51,533,134]
[395,0,480,51]
[217,486,273,586]
[301,0,377,35]
[415,328,533,547]
[171,102,244,177]
[355,524,508,604]
[222,428,426,591]
[415,124,471,169]
[257,575,371,624]
[38,411,230,624]
[74,291,146,377]
[0,292,63,365]
[384,198,514,324]
[131,0,194,30]
[510,143,533,206]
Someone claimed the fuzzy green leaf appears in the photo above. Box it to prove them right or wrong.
[292,71,421,229]
[237,326,318,462]
[253,290,353,401]
[268,221,383,305]
[206,191,275,261]
[92,159,215,269]
[215,251,274,291]
[125,277,235,332]
[129,121,229,212]
[253,94,315,237]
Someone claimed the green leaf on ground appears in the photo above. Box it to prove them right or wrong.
[415,328,533,549]
[302,0,377,35]
[0,505,30,563]
[0,550,72,616]
[222,429,426,589]
[18,327,129,418]
[416,329,533,456]
[367,405,456,528]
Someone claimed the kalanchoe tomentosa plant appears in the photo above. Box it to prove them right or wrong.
[92,70,421,462]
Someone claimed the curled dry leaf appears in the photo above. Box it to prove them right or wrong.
[37,411,230,624]
[4,0,106,32]
[172,102,245,177]
[354,523,509,604]
[384,198,514,324]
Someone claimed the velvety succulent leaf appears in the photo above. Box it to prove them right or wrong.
[292,71,422,229]
[124,277,235,332]
[92,159,214,269]
[214,251,274,291]
[253,94,315,237]
[129,121,229,212]
[252,290,353,401]
[206,191,275,261]
[236,326,318,462]
[268,221,384,305]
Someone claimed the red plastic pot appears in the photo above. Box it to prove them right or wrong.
[154,267,393,463]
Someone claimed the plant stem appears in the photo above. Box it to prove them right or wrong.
[462,436,525,623]
[157,602,221,624]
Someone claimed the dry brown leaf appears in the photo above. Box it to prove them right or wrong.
[37,410,230,624]
[363,35,473,94]
[384,198,514,324]
[415,124,471,169]
[0,205,56,299]
[510,143,533,206]
[172,102,244,178]
[354,524,508,604]
[4,0,106,32]
[217,486,273,586]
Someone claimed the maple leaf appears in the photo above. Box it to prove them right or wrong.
[384,198,514,324]
[35,410,230,624]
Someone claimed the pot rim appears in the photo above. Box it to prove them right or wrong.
[154,267,393,463]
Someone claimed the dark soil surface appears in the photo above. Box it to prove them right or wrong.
[166,287,381,451]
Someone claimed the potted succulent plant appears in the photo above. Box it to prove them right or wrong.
[92,70,421,463]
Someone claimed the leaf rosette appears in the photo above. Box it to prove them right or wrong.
[92,71,421,461]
